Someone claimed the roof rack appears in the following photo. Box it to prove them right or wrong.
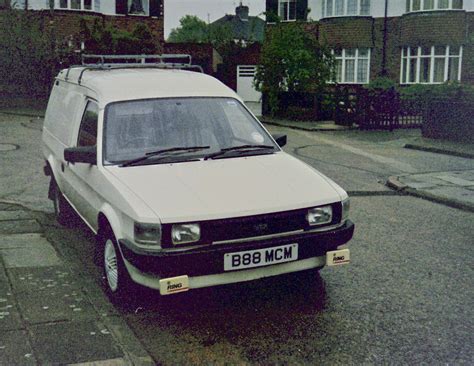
[65,54,204,85]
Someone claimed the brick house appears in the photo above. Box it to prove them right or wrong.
[2,0,164,52]
[266,0,474,86]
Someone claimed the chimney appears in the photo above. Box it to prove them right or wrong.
[236,3,249,21]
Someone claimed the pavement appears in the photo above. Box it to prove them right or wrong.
[261,116,355,131]
[0,202,154,365]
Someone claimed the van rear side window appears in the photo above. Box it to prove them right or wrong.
[78,101,98,147]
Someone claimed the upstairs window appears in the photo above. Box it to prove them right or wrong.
[322,0,370,17]
[405,0,463,12]
[400,46,463,84]
[278,0,297,21]
[59,0,93,11]
[128,0,149,15]
[332,48,371,84]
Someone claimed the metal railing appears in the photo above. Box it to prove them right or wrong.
[65,54,204,84]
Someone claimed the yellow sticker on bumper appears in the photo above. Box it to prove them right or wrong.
[159,275,189,295]
[326,249,350,266]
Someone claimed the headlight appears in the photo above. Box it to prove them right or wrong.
[342,198,350,222]
[134,222,161,245]
[307,205,332,226]
[172,224,200,245]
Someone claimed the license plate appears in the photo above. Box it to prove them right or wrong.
[224,244,298,271]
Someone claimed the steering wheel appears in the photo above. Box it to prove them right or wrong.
[123,137,152,148]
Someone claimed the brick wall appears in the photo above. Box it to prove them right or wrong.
[216,43,261,91]
[163,43,214,74]
[11,9,164,51]
[318,16,374,48]
[371,17,401,82]
[462,12,474,84]
[399,11,467,47]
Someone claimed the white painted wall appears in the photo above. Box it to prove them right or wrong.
[466,0,474,11]
[13,0,117,14]
[25,0,47,10]
[101,1,117,15]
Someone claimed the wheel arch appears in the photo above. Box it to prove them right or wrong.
[97,204,123,241]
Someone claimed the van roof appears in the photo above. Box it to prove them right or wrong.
[57,67,240,106]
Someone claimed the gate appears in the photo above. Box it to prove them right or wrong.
[357,88,423,130]
[236,65,261,103]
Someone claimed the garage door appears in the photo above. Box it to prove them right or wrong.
[237,65,261,103]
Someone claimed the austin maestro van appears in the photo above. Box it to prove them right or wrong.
[42,56,354,300]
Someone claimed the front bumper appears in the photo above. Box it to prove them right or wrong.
[118,220,354,289]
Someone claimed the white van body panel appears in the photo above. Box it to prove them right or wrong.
[105,152,342,223]
[57,68,241,108]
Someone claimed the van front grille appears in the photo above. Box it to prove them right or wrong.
[160,203,341,247]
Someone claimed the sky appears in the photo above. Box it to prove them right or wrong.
[164,0,265,39]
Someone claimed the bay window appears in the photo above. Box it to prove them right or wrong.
[406,0,463,12]
[332,48,371,84]
[400,46,463,84]
[322,0,371,17]
[59,0,93,10]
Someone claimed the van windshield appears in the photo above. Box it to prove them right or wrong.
[103,98,277,165]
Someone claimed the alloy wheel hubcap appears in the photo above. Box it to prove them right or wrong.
[104,239,119,292]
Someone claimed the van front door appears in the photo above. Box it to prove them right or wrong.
[67,100,102,230]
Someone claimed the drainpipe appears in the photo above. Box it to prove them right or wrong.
[381,0,388,76]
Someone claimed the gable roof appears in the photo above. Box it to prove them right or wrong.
[211,5,265,43]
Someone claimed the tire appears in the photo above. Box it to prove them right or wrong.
[102,229,136,301]
[52,179,74,226]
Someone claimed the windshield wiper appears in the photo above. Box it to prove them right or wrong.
[204,144,275,160]
[120,146,210,167]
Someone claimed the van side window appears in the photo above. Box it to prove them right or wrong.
[77,101,98,147]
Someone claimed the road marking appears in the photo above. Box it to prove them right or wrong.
[293,130,417,173]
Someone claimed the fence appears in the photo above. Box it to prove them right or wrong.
[264,87,425,130]
[338,88,423,130]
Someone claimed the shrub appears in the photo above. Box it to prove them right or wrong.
[364,77,398,92]
[0,9,67,98]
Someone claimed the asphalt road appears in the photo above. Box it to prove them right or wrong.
[1,114,473,364]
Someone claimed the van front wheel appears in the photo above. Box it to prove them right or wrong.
[102,231,135,301]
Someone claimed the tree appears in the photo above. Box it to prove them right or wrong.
[254,23,334,116]
[168,15,209,43]
[81,20,157,55]
[0,8,65,98]
[168,15,233,49]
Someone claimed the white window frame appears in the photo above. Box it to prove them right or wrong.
[58,0,94,11]
[322,0,371,18]
[278,0,297,22]
[332,48,371,84]
[400,46,463,84]
[406,0,464,13]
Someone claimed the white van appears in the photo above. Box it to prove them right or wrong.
[42,55,354,299]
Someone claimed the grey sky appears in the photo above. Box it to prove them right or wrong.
[164,0,265,39]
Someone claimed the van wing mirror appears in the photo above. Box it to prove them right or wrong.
[64,146,97,165]
[272,134,287,147]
